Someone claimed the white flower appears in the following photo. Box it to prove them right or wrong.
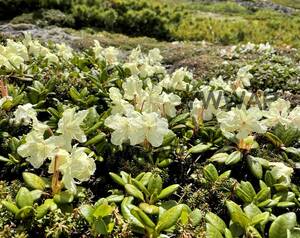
[56,43,73,60]
[123,62,140,75]
[217,107,266,139]
[258,42,274,54]
[233,65,252,89]
[209,76,232,92]
[108,87,134,115]
[92,40,104,61]
[122,75,143,100]
[102,46,119,64]
[18,130,56,168]
[160,68,192,91]
[148,48,163,65]
[6,39,28,61]
[262,99,291,128]
[56,108,88,150]
[105,111,170,147]
[49,147,96,193]
[45,52,59,64]
[288,106,300,130]
[142,80,163,113]
[140,112,170,147]
[14,103,37,125]
[128,46,143,64]
[104,113,143,146]
[159,92,181,117]
[192,89,226,123]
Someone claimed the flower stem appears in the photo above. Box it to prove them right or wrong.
[51,155,61,195]
[0,79,8,97]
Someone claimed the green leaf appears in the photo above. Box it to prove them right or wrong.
[53,191,74,204]
[30,190,43,201]
[139,203,159,214]
[209,153,229,163]
[236,181,256,203]
[188,143,212,154]
[80,204,95,224]
[134,208,156,228]
[203,164,219,182]
[224,228,233,238]
[94,218,109,235]
[156,204,183,232]
[189,209,202,227]
[250,212,270,226]
[246,226,262,238]
[22,172,46,191]
[125,184,144,201]
[109,172,126,186]
[269,212,297,238]
[139,172,152,186]
[226,201,250,229]
[106,194,124,203]
[247,157,263,179]
[84,133,106,146]
[0,155,10,162]
[157,184,179,200]
[206,223,223,238]
[132,179,150,197]
[1,201,19,214]
[205,212,227,233]
[93,204,114,218]
[254,187,271,203]
[147,174,163,195]
[15,206,34,220]
[225,151,242,165]
[16,187,34,208]
[121,197,144,229]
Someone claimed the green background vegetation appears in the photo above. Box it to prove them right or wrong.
[2,0,300,47]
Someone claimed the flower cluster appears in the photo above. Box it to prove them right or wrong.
[15,104,94,193]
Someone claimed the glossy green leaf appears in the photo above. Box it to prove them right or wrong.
[22,172,46,191]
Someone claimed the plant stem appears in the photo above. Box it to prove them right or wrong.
[0,79,8,97]
[51,155,61,195]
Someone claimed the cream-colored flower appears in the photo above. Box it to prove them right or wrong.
[92,40,104,61]
[49,147,96,193]
[209,76,232,92]
[148,48,163,65]
[123,62,140,75]
[14,103,37,125]
[140,112,170,147]
[217,107,266,139]
[262,99,291,128]
[122,75,143,100]
[102,46,119,64]
[233,65,252,89]
[160,68,192,91]
[108,87,134,115]
[6,39,28,61]
[192,89,226,123]
[104,113,143,146]
[18,130,56,168]
[288,106,300,130]
[56,43,73,60]
[56,108,88,150]
[159,92,181,118]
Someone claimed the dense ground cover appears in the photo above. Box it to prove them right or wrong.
[0,32,299,237]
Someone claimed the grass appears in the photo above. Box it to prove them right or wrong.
[270,0,300,9]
